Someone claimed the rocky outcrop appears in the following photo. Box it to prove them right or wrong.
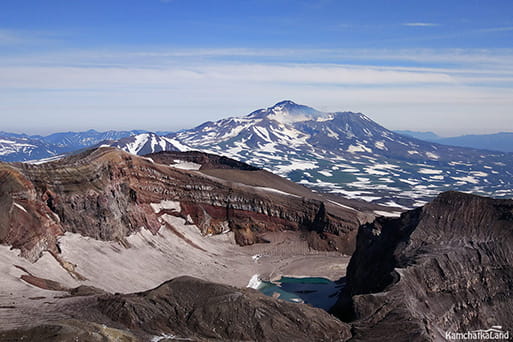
[97,275,352,341]
[332,191,513,341]
[0,147,361,260]
[0,164,63,261]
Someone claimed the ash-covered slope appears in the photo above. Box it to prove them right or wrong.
[332,191,513,341]
[0,276,351,342]
[96,275,351,341]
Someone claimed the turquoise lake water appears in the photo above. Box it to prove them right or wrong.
[258,276,345,311]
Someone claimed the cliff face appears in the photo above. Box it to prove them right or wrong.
[0,164,64,261]
[332,191,513,341]
[0,147,361,260]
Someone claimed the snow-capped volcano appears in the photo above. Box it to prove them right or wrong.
[163,101,513,207]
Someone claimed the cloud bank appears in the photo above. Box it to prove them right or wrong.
[1,47,512,136]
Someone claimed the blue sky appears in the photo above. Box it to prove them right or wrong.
[1,0,513,135]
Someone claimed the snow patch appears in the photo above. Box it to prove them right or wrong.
[325,127,339,138]
[374,210,402,217]
[163,137,190,152]
[451,176,479,184]
[425,152,439,160]
[382,200,409,209]
[318,170,333,177]
[399,178,418,185]
[328,200,356,211]
[374,141,386,150]
[364,167,388,176]
[470,171,488,177]
[150,200,181,214]
[171,160,202,170]
[24,154,64,165]
[418,168,443,175]
[126,133,150,154]
[13,202,28,213]
[247,274,263,289]
[316,114,334,122]
[256,187,299,197]
[151,334,193,341]
[347,144,372,153]
[274,160,318,174]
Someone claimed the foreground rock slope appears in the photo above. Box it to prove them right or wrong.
[97,276,352,341]
[332,191,513,341]
[1,276,351,341]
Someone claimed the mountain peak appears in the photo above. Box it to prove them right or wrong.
[272,100,299,107]
[249,100,325,123]
[269,100,319,114]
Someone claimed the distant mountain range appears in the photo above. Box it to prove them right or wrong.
[396,130,513,153]
[0,135,65,162]
[0,129,139,162]
[1,101,512,207]
[0,129,172,162]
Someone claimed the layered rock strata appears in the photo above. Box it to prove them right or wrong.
[0,147,363,261]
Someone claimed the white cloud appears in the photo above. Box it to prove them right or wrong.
[1,47,513,135]
[3,47,513,71]
[0,64,459,90]
[478,26,513,33]
[402,22,439,27]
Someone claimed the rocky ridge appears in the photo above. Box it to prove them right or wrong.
[0,147,364,262]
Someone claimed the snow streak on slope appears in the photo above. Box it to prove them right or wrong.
[110,133,189,155]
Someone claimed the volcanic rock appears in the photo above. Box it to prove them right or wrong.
[332,191,513,341]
